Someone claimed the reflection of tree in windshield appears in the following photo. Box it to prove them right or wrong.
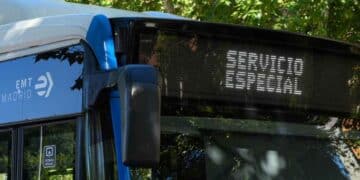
[34,44,84,90]
[210,132,351,180]
[348,65,360,118]
[148,116,360,180]
[339,118,360,164]
[344,64,360,169]
[349,66,360,91]
[154,134,206,179]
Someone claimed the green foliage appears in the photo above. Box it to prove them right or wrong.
[0,132,11,177]
[66,0,359,44]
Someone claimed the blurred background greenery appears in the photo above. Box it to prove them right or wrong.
[66,0,359,44]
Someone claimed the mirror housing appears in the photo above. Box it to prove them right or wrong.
[117,65,160,167]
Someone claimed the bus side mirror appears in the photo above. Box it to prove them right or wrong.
[117,65,160,167]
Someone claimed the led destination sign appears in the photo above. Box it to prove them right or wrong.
[139,32,359,114]
[225,50,304,95]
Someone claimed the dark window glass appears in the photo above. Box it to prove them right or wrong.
[100,112,118,180]
[0,131,11,180]
[86,108,118,180]
[22,121,76,180]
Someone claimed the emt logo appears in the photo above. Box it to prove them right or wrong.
[35,72,54,98]
[1,72,55,103]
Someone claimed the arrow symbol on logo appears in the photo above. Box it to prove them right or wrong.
[35,72,54,98]
[45,72,53,98]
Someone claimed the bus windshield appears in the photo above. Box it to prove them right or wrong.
[133,22,360,179]
[155,116,360,179]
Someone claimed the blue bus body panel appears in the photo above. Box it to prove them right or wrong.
[86,15,117,70]
[86,14,130,180]
[0,45,83,124]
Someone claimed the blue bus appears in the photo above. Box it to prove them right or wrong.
[0,0,359,179]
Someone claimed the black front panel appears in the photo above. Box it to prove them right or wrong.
[134,21,359,115]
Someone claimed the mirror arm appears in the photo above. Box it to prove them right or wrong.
[84,65,161,167]
[84,70,118,109]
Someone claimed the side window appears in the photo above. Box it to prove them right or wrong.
[22,121,76,180]
[0,131,12,180]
